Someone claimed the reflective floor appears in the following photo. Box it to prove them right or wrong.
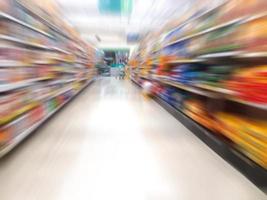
[0,77,265,200]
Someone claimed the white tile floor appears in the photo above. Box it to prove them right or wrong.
[0,77,265,200]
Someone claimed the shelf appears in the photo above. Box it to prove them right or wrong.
[165,59,204,64]
[237,52,267,58]
[15,0,97,58]
[16,0,73,42]
[0,34,52,50]
[146,14,267,64]
[131,78,141,87]
[156,78,267,110]
[51,67,77,74]
[0,11,54,39]
[78,77,90,81]
[16,0,98,56]
[0,78,95,157]
[161,79,220,98]
[165,17,244,47]
[76,60,88,65]
[164,2,227,39]
[0,34,73,56]
[0,81,77,126]
[52,57,77,64]
[46,78,76,86]
[197,51,242,59]
[197,51,267,64]
[139,75,150,80]
[153,94,267,192]
[0,60,29,67]
[194,83,236,95]
[52,47,71,55]
[31,60,56,65]
[228,98,267,110]
[0,103,38,126]
[235,52,267,62]
[37,86,74,102]
[15,0,94,57]
[164,11,267,48]
[0,78,48,93]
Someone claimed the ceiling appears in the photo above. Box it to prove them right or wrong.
[56,0,222,49]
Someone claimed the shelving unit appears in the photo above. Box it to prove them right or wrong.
[164,11,267,49]
[154,94,267,190]
[0,78,48,92]
[0,11,54,38]
[131,78,267,190]
[0,78,94,157]
[163,1,228,40]
[0,0,101,156]
[16,0,72,41]
[128,0,267,191]
[0,34,53,50]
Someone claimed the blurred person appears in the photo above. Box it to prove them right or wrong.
[142,81,154,97]
[119,67,125,80]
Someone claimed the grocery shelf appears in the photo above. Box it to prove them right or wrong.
[197,83,266,108]
[194,83,236,95]
[0,103,38,126]
[0,81,79,126]
[164,17,243,47]
[0,78,48,93]
[39,86,74,102]
[31,60,56,65]
[76,60,88,65]
[235,52,267,64]
[165,79,267,110]
[16,0,78,44]
[160,79,221,98]
[244,11,267,24]
[192,51,267,63]
[0,34,53,50]
[0,80,81,126]
[0,78,95,158]
[236,52,267,58]
[0,11,54,39]
[129,0,267,193]
[149,77,267,111]
[53,58,75,63]
[52,47,72,55]
[165,59,204,64]
[78,77,90,81]
[197,51,242,59]
[164,11,267,48]
[51,67,77,74]
[0,60,29,67]
[164,1,227,39]
[153,94,267,191]
[131,77,141,87]
[228,98,267,110]
[16,0,70,40]
[0,34,74,56]
[139,75,150,80]
[197,51,267,64]
[46,78,77,86]
[16,0,96,58]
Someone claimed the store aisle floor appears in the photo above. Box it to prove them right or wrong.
[0,77,265,200]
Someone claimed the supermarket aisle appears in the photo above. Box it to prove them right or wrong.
[0,77,265,200]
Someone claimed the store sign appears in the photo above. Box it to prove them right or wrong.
[127,33,140,43]
[98,0,132,15]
